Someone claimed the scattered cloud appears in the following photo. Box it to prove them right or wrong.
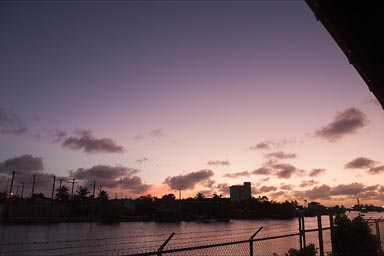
[269,191,285,198]
[252,167,272,175]
[304,184,332,200]
[70,165,150,194]
[223,170,250,178]
[315,107,367,142]
[249,138,299,151]
[62,130,124,153]
[0,108,27,134]
[344,157,376,169]
[207,159,230,166]
[280,184,293,190]
[48,129,67,143]
[368,165,384,174]
[331,183,365,196]
[136,157,148,165]
[265,151,296,159]
[259,186,277,193]
[309,168,326,177]
[271,163,299,179]
[223,167,271,178]
[164,169,214,190]
[121,176,151,194]
[300,179,318,188]
[215,183,230,195]
[249,141,273,150]
[0,154,43,174]
[133,134,144,141]
[150,128,164,138]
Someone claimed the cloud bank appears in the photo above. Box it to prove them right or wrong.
[164,169,214,190]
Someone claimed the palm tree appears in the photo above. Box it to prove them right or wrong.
[76,186,90,201]
[55,185,70,202]
[195,192,205,200]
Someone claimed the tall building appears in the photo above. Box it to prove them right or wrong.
[230,182,251,202]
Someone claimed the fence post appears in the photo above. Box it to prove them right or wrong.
[317,215,324,256]
[376,218,382,252]
[329,214,335,253]
[157,232,175,256]
[249,226,263,256]
[298,216,303,250]
[301,214,306,249]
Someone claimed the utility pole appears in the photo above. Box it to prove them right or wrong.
[21,182,24,199]
[178,188,181,200]
[31,174,36,197]
[70,178,76,198]
[51,176,56,199]
[8,171,15,199]
[59,179,63,189]
[92,180,96,198]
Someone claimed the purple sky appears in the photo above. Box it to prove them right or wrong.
[1,1,383,206]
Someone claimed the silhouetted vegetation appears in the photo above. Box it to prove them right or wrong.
[286,243,317,256]
[331,214,383,256]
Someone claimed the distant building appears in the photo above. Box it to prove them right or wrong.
[230,182,251,202]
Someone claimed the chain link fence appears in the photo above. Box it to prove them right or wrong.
[3,216,384,256]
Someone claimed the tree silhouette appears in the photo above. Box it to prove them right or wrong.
[195,192,205,200]
[55,185,70,202]
[76,186,90,201]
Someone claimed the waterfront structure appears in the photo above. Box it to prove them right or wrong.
[229,182,251,202]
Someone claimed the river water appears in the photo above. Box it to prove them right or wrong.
[0,212,382,256]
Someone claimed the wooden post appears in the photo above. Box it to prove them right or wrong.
[329,214,335,253]
[317,215,324,256]
[299,216,303,250]
[301,213,306,249]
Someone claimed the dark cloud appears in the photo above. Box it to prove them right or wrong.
[331,183,365,196]
[62,130,124,153]
[271,163,299,179]
[344,157,376,169]
[121,176,151,194]
[265,151,296,159]
[207,159,230,166]
[0,108,27,134]
[136,157,148,165]
[150,128,164,138]
[368,165,384,174]
[216,183,230,194]
[223,171,250,178]
[304,184,332,200]
[0,155,43,174]
[164,169,214,190]
[316,107,367,142]
[70,165,150,194]
[309,168,326,177]
[252,167,272,175]
[249,141,272,150]
[300,179,318,188]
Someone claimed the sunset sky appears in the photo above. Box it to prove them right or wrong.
[1,0,383,207]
